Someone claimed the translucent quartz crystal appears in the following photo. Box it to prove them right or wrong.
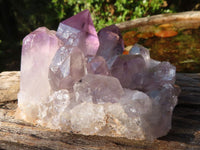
[129,43,150,61]
[49,46,87,90]
[86,56,110,75]
[96,25,124,68]
[120,89,152,117]
[111,55,146,89]
[110,44,176,92]
[38,90,72,129]
[17,27,61,121]
[73,74,124,103]
[17,10,180,141]
[57,9,99,56]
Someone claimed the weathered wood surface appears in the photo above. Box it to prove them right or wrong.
[116,11,200,32]
[0,71,20,103]
[0,71,200,150]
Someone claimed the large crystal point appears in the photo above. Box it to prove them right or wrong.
[57,9,99,56]
[49,46,87,91]
[97,25,124,68]
[17,27,61,121]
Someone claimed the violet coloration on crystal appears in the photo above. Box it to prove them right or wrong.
[17,9,180,140]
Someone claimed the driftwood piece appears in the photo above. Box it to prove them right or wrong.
[0,71,20,103]
[116,11,200,32]
[0,71,200,150]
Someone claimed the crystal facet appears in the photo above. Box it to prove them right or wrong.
[87,56,110,75]
[57,9,99,56]
[111,55,146,89]
[49,46,87,90]
[18,27,61,121]
[97,25,124,68]
[17,10,180,141]
[73,74,124,104]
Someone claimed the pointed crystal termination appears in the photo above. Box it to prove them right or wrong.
[49,46,87,91]
[17,27,61,121]
[87,56,110,75]
[96,25,124,68]
[129,43,160,68]
[57,9,99,56]
[129,43,150,61]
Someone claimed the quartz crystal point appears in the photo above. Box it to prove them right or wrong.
[87,56,110,75]
[17,27,61,121]
[49,46,87,90]
[129,43,150,61]
[96,25,124,68]
[57,9,99,56]
[129,43,160,68]
[17,10,180,141]
[111,55,146,89]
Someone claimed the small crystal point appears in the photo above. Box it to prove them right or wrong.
[97,25,124,68]
[129,43,150,61]
[111,55,146,89]
[143,61,176,92]
[57,9,99,56]
[87,56,110,75]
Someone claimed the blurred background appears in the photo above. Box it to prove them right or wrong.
[0,0,200,72]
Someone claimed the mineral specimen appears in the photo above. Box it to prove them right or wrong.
[17,10,180,140]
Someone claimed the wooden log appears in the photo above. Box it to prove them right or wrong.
[116,11,200,32]
[0,71,200,149]
[0,71,20,104]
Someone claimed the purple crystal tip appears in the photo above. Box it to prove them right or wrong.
[56,9,99,56]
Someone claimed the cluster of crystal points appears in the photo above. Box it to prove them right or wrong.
[17,10,180,140]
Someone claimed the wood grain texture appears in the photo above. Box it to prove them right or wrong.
[0,71,20,103]
[116,11,200,32]
[0,71,200,150]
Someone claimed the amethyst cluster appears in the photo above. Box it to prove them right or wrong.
[17,10,180,140]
